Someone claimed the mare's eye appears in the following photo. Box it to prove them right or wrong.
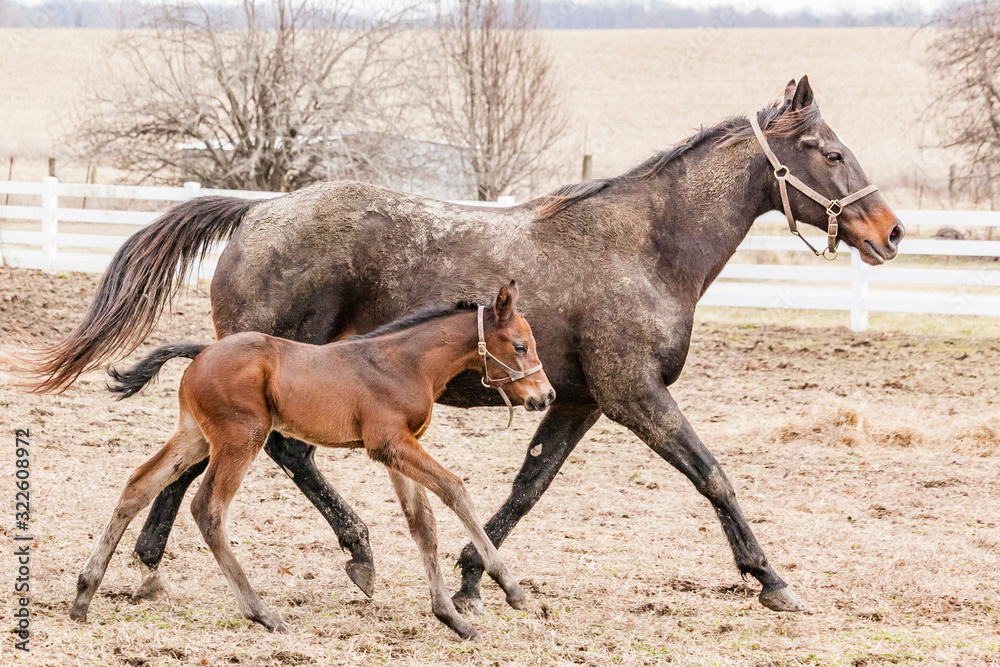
[825,152,843,163]
[514,344,527,354]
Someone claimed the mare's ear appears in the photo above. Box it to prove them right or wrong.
[494,280,518,322]
[791,75,814,111]
[782,78,797,106]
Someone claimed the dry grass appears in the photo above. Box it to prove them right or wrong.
[1,267,999,665]
[0,28,953,207]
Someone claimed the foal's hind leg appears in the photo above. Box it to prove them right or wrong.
[132,457,208,601]
[70,418,208,622]
[371,434,526,612]
[190,430,287,632]
[389,470,477,641]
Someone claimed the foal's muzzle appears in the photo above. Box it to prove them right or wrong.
[525,389,556,412]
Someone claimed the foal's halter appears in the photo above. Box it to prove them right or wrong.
[477,305,544,428]
[749,114,878,260]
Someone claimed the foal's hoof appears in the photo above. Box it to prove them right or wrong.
[759,585,806,612]
[133,566,167,601]
[345,561,375,599]
[452,592,484,617]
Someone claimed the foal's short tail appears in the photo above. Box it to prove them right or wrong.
[107,343,207,400]
[19,196,258,393]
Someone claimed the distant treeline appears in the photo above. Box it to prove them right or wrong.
[0,0,929,30]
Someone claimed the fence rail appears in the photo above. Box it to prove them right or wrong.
[2,177,999,331]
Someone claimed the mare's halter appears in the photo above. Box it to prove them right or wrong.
[749,114,878,260]
[477,305,543,428]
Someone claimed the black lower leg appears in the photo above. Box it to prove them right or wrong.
[134,457,208,569]
[454,404,600,606]
[263,433,375,595]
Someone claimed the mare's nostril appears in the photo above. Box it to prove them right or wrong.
[887,222,904,250]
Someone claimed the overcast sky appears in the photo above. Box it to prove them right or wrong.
[644,0,944,14]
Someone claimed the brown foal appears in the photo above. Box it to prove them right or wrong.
[68,282,554,640]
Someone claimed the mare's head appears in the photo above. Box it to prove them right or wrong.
[484,281,555,411]
[755,76,904,265]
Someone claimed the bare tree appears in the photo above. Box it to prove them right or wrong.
[423,0,569,200]
[78,0,414,191]
[928,0,1000,205]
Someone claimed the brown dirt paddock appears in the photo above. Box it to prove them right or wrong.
[1,266,998,666]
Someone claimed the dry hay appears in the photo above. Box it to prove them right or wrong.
[1,267,999,666]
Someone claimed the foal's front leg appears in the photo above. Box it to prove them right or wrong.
[389,470,477,640]
[371,433,526,612]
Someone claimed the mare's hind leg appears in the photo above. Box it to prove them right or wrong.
[370,433,526,612]
[389,470,477,641]
[191,429,287,632]
[264,434,375,597]
[70,418,209,622]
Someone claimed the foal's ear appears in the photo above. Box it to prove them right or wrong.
[790,75,814,111]
[494,280,518,322]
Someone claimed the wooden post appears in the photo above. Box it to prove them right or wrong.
[48,157,56,178]
[4,157,12,206]
[40,176,59,274]
[849,247,869,332]
[581,154,592,180]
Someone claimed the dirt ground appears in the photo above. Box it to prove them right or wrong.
[1,267,998,666]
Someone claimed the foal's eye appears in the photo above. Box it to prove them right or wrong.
[824,152,843,163]
[514,344,527,354]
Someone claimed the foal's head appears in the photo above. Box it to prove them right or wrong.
[755,76,904,265]
[484,281,555,412]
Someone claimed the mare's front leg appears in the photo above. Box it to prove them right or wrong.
[453,402,601,614]
[389,470,477,640]
[593,363,804,612]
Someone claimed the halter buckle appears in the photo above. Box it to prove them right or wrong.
[477,341,487,357]
[826,200,843,217]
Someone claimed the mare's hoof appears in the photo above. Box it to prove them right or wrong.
[505,587,528,611]
[69,605,88,623]
[759,586,806,612]
[452,593,484,617]
[345,561,376,598]
[455,623,479,642]
[133,566,167,601]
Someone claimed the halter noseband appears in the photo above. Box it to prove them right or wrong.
[749,114,878,260]
[478,305,544,428]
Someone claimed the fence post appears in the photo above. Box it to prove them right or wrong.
[849,248,869,332]
[40,176,58,274]
[183,181,202,199]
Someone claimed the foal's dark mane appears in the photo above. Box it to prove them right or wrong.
[351,302,479,340]
[536,100,822,219]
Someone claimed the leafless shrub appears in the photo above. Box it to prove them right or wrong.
[77,0,416,191]
[420,0,570,200]
[927,0,1000,206]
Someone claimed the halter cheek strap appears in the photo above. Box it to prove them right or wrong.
[478,305,544,428]
[749,114,878,260]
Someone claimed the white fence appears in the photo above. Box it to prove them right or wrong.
[2,177,1000,332]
